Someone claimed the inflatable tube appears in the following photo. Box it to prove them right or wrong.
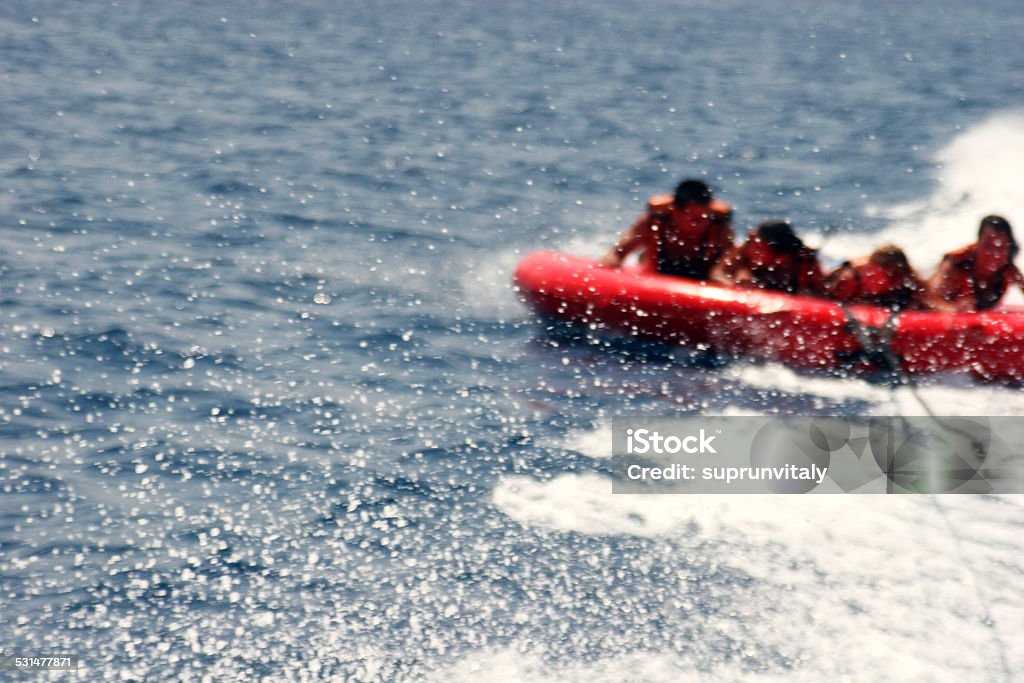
[513,251,1024,381]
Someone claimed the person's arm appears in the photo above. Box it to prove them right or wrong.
[1010,264,1024,292]
[923,258,974,312]
[906,273,929,310]
[706,220,736,271]
[599,214,651,268]
[710,244,750,286]
[822,262,856,301]
[798,253,827,296]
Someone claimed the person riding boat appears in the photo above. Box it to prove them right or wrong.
[599,179,733,280]
[710,219,824,295]
[925,215,1024,312]
[824,244,926,311]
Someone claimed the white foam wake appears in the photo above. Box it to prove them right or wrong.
[874,112,1024,264]
[822,111,1024,280]
[485,472,1024,681]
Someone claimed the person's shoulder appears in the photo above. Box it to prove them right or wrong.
[799,246,821,263]
[943,243,975,265]
[829,259,856,274]
[647,194,673,213]
[709,199,732,219]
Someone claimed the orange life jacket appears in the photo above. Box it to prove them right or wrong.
[734,232,821,294]
[828,257,920,310]
[644,194,733,279]
[940,244,1014,310]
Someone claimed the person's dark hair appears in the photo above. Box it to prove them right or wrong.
[870,244,912,271]
[755,220,805,255]
[979,215,1019,259]
[673,179,712,206]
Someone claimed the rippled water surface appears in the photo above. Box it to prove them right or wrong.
[2,0,1024,680]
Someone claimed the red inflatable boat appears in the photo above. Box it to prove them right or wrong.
[514,251,1024,381]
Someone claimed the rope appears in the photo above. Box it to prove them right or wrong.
[838,304,1011,680]
[838,306,988,454]
[930,494,1012,682]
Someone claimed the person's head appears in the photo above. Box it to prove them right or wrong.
[869,244,912,271]
[864,244,915,295]
[673,179,712,207]
[743,221,808,291]
[975,216,1018,275]
[754,220,805,255]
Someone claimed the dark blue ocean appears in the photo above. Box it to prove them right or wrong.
[3,1,1024,680]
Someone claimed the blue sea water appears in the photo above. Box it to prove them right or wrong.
[2,1,1024,680]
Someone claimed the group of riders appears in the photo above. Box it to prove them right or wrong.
[600,179,1024,312]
